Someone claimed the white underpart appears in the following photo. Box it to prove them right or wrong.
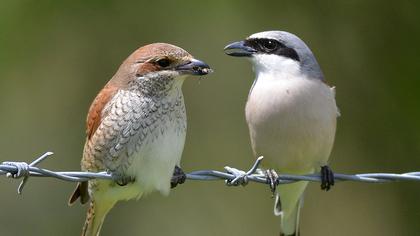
[246,54,338,235]
[129,78,186,197]
[246,54,337,172]
[129,108,186,197]
[97,78,187,205]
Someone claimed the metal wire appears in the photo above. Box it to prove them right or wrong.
[1,152,420,194]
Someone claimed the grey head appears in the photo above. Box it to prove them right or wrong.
[224,31,324,80]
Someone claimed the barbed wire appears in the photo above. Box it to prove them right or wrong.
[1,152,420,194]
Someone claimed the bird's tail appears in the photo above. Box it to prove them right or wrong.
[275,181,308,236]
[81,199,115,236]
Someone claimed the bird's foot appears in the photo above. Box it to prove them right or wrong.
[171,166,186,189]
[265,169,279,195]
[320,165,334,191]
[115,176,135,186]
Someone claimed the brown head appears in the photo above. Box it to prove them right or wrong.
[109,43,212,88]
[85,43,211,139]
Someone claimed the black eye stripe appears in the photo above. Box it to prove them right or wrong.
[245,38,300,62]
[279,47,300,62]
[245,38,286,51]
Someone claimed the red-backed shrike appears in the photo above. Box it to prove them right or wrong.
[69,43,211,236]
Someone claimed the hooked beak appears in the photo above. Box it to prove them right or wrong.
[176,59,212,75]
[224,41,256,57]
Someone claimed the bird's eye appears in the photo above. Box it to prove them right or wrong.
[156,58,171,68]
[260,39,278,51]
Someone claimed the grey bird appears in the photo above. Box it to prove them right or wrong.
[224,31,339,236]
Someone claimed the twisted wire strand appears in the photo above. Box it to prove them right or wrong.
[1,152,420,194]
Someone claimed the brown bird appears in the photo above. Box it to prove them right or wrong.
[68,43,211,236]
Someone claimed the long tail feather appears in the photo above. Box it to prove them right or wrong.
[69,182,90,205]
[276,181,308,236]
[81,200,115,236]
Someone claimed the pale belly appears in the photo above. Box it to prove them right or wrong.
[85,85,188,207]
[246,77,337,174]
[93,120,186,204]
[128,123,186,196]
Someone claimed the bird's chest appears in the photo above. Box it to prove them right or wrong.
[126,98,187,195]
[246,76,323,123]
[86,92,187,202]
[245,75,337,172]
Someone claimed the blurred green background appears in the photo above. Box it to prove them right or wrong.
[1,1,420,235]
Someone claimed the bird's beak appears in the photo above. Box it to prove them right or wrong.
[224,41,256,57]
[176,59,212,75]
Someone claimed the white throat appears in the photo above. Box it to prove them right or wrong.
[251,54,301,79]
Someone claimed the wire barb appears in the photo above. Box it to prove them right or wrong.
[1,152,420,195]
[225,156,264,186]
[1,152,55,194]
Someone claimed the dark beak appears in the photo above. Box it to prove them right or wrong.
[224,41,256,57]
[176,59,212,75]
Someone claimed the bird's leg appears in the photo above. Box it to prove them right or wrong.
[320,165,334,191]
[116,176,135,186]
[171,165,186,189]
[265,169,279,195]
